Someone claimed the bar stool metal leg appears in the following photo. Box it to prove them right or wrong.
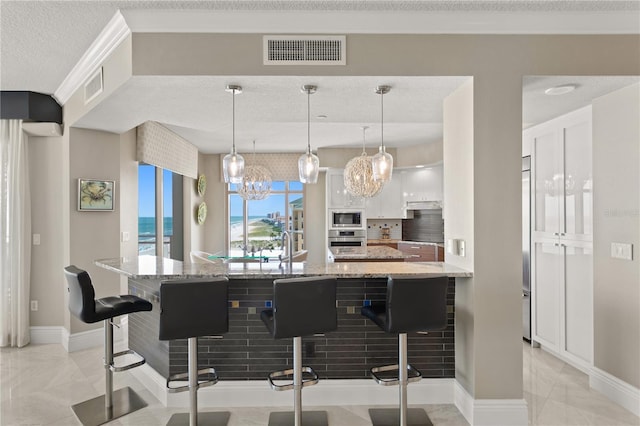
[71,319,147,426]
[166,337,230,426]
[267,337,328,426]
[368,333,432,426]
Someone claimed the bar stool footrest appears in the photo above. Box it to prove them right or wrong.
[370,363,422,386]
[108,349,146,372]
[166,367,219,393]
[267,366,319,391]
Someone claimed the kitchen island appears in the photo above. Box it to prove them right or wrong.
[97,256,470,383]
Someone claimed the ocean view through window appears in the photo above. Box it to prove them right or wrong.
[139,165,182,259]
[228,181,304,259]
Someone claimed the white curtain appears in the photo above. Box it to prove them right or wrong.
[0,120,31,347]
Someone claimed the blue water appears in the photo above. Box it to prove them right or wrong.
[139,217,173,237]
[230,215,267,225]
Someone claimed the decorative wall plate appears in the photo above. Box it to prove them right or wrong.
[197,174,207,196]
[197,202,207,224]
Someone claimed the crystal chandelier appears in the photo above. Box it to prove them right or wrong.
[344,126,383,198]
[238,140,272,200]
[371,85,394,182]
[298,85,320,184]
[222,85,245,183]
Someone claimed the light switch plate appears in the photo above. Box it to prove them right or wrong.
[611,242,633,260]
[32,234,40,245]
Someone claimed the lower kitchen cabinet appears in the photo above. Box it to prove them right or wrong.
[532,238,593,371]
[397,242,444,262]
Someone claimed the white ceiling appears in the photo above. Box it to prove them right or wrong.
[1,1,639,153]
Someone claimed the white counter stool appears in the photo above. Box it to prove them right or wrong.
[159,277,230,426]
[361,275,449,426]
[64,265,153,426]
[261,277,338,426]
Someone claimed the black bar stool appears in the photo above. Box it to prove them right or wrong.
[159,277,230,426]
[261,276,338,426]
[361,275,449,426]
[64,265,153,426]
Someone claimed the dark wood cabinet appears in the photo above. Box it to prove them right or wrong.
[397,242,444,262]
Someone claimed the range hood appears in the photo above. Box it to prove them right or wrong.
[405,201,443,210]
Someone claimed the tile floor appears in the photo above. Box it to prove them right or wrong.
[1,341,638,425]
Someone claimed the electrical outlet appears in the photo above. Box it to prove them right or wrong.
[30,300,38,311]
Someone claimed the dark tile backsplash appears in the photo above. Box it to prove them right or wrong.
[402,209,444,243]
[129,277,455,381]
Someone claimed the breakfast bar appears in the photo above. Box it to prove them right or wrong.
[97,256,471,383]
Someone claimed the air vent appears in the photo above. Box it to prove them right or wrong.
[264,36,346,65]
[84,67,103,104]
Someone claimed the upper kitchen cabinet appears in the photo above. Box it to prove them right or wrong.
[365,172,404,219]
[400,165,444,205]
[326,169,365,209]
[526,106,593,242]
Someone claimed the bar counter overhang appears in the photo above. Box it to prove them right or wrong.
[96,256,472,408]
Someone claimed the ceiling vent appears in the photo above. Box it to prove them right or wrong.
[264,36,346,65]
[84,67,103,104]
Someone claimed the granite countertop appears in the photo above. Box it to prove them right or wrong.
[96,255,472,279]
[367,239,401,244]
[367,240,445,247]
[329,245,406,260]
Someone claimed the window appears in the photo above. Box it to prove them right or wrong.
[138,164,183,260]
[228,181,304,259]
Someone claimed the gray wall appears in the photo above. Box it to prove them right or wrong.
[28,134,66,327]
[68,128,122,333]
[592,83,640,389]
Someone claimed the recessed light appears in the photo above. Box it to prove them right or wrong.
[544,84,577,96]
[415,165,425,168]
[316,114,327,119]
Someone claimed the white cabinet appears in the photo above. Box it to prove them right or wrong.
[529,106,593,372]
[532,239,593,369]
[527,107,592,242]
[326,169,365,209]
[365,172,404,219]
[400,165,443,204]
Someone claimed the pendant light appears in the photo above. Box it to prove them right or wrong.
[238,140,272,201]
[298,85,320,184]
[222,85,245,184]
[371,85,393,182]
[344,126,383,198]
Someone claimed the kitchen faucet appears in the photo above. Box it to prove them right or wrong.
[279,230,294,270]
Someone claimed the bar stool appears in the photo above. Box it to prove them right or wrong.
[64,265,153,426]
[361,275,449,426]
[261,276,338,426]
[159,277,230,426]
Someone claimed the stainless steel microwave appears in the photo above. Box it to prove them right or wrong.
[329,209,364,229]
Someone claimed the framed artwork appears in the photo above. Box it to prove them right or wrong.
[78,178,115,211]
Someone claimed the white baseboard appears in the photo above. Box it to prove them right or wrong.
[30,326,64,344]
[454,381,528,425]
[129,364,454,408]
[590,367,640,417]
[30,325,122,353]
